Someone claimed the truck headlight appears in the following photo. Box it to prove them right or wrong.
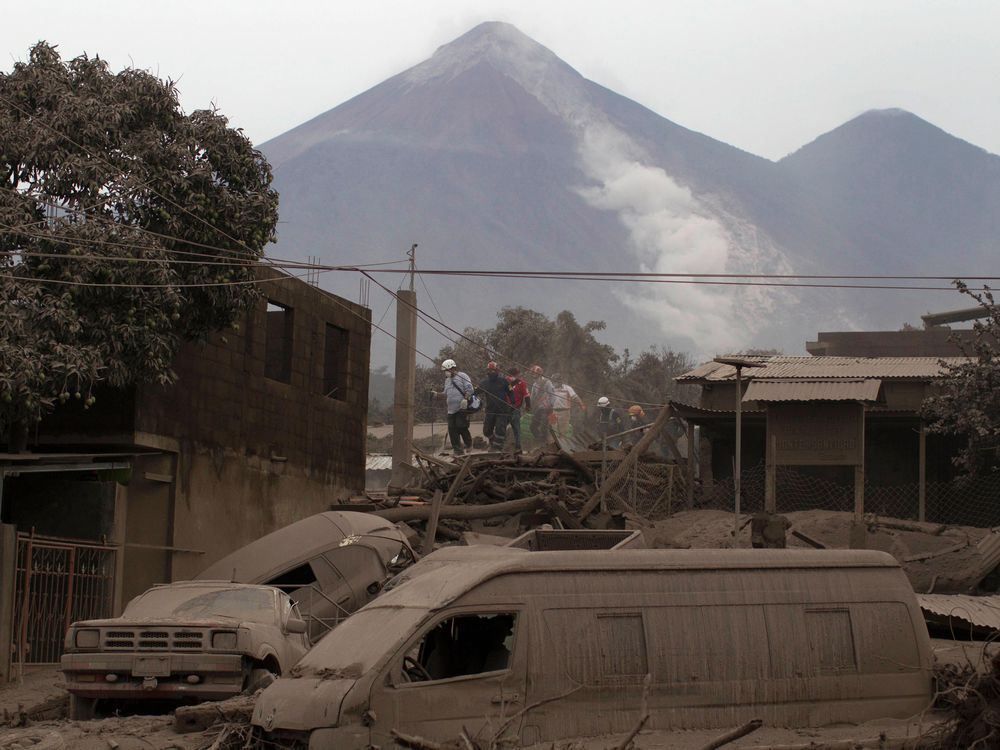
[75,629,100,649]
[212,630,238,649]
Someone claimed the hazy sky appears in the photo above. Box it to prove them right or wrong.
[5,1,998,160]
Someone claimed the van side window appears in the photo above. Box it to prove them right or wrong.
[543,610,649,684]
[400,613,516,683]
[805,609,857,672]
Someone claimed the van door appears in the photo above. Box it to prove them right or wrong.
[368,608,527,747]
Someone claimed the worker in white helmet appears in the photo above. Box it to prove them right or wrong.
[596,396,624,446]
[439,359,474,455]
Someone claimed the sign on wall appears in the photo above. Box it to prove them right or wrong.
[767,403,864,466]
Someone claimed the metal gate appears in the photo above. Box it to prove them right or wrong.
[10,532,117,665]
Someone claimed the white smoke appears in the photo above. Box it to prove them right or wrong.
[411,25,787,354]
[575,123,741,352]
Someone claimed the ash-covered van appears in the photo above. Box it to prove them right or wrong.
[248,547,932,749]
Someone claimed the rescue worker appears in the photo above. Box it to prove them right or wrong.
[624,404,648,447]
[551,377,585,435]
[439,359,474,455]
[528,365,556,442]
[596,396,624,447]
[478,361,512,450]
[503,367,530,452]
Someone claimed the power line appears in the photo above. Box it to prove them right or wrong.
[367,268,999,282]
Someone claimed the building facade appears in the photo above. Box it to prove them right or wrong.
[0,269,371,679]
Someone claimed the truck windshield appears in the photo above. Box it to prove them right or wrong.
[123,586,276,624]
[294,606,427,677]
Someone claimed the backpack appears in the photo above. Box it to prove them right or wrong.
[464,394,482,413]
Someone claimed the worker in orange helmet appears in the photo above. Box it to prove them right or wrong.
[625,404,648,448]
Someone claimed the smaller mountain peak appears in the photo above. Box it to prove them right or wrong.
[403,21,576,89]
[858,107,914,119]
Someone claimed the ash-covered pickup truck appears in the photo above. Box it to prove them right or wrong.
[61,581,310,719]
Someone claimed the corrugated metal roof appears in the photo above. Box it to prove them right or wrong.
[918,594,1000,632]
[366,454,393,471]
[677,356,969,383]
[743,379,882,403]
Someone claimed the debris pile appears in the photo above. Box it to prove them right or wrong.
[933,651,1000,749]
[370,440,678,553]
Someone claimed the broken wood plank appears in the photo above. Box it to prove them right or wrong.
[441,458,475,506]
[374,495,547,523]
[421,490,444,556]
[791,529,827,549]
[697,718,763,750]
[544,498,584,530]
[903,542,968,562]
[557,450,596,483]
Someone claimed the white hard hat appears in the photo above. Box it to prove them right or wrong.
[441,359,457,371]
[597,396,610,407]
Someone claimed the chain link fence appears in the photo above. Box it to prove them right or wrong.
[597,457,1000,528]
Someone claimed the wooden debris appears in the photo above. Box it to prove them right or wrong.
[903,542,967,562]
[173,694,255,734]
[791,529,827,549]
[697,718,762,750]
[375,495,547,523]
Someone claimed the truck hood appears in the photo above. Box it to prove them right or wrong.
[71,617,242,628]
[251,676,355,732]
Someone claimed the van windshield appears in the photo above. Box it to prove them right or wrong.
[293,606,428,677]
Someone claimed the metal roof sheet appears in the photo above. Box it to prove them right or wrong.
[743,379,882,402]
[366,454,393,471]
[677,356,969,383]
[918,594,1000,632]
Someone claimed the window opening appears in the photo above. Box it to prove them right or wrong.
[323,323,349,399]
[265,563,317,592]
[265,301,293,383]
[401,613,516,683]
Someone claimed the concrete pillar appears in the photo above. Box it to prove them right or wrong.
[390,289,417,489]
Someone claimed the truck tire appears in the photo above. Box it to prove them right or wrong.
[245,668,276,693]
[68,695,98,721]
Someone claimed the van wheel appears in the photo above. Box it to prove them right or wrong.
[245,668,277,693]
[68,694,98,720]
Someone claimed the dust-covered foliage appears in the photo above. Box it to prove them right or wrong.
[0,43,278,445]
[922,282,1000,474]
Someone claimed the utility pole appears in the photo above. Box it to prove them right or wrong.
[389,244,418,490]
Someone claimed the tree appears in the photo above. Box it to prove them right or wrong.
[0,43,278,448]
[922,283,1000,474]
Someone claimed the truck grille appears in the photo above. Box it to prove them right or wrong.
[101,628,207,651]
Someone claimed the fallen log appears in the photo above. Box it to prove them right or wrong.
[374,495,547,523]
